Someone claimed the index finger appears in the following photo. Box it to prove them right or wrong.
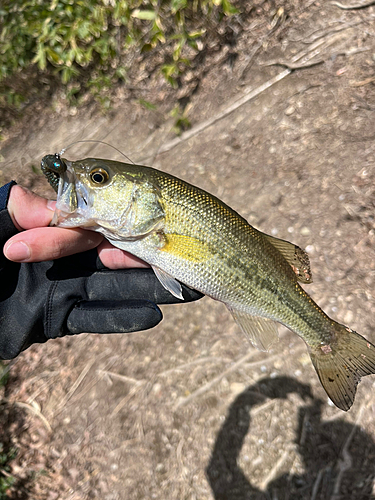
[4,226,103,262]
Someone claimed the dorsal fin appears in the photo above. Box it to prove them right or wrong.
[264,234,312,284]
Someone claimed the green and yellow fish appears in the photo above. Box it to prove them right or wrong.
[41,153,375,411]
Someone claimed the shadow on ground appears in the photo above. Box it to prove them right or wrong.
[207,376,375,500]
[0,375,33,500]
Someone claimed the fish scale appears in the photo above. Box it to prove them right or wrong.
[156,174,326,334]
[41,154,375,411]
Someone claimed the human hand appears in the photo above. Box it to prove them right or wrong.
[0,183,203,359]
[4,185,146,269]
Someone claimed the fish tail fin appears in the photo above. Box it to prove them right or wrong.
[309,323,375,411]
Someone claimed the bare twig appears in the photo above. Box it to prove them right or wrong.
[350,75,375,86]
[263,46,370,72]
[55,358,96,413]
[335,46,371,57]
[174,351,279,409]
[14,401,52,433]
[289,32,347,64]
[96,369,145,385]
[259,446,294,490]
[153,69,291,157]
[290,20,364,44]
[262,59,325,70]
[330,402,366,499]
[156,356,232,377]
[311,468,325,500]
[330,0,375,9]
[239,39,266,78]
[111,384,143,416]
[251,399,277,416]
[260,31,341,72]
[239,25,278,79]
[144,18,368,160]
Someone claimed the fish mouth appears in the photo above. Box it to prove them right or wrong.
[41,154,90,226]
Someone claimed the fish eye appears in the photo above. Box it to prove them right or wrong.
[90,167,110,185]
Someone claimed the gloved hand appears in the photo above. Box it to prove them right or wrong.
[0,182,202,359]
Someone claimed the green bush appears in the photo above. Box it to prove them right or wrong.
[0,0,237,107]
[0,442,15,500]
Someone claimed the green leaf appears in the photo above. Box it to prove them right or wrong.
[131,9,157,21]
[138,99,157,110]
[221,0,239,15]
[141,43,153,53]
[46,47,62,65]
[32,42,47,70]
[0,0,239,114]
[187,29,206,39]
[171,0,187,13]
[115,66,127,80]
[60,65,80,84]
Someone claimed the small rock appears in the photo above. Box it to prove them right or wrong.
[343,310,354,324]
[68,468,80,481]
[152,383,162,395]
[285,105,295,116]
[230,382,246,395]
[155,463,165,473]
[300,226,311,236]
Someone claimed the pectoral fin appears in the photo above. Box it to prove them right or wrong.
[152,266,184,300]
[264,234,312,284]
[228,307,279,351]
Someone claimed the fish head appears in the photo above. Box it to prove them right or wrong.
[41,156,165,240]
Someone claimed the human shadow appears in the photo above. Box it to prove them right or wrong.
[206,376,375,500]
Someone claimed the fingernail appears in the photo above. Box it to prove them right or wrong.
[5,241,31,262]
[47,200,56,211]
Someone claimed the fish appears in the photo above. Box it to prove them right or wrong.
[41,153,375,411]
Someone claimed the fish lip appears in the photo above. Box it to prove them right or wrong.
[51,161,91,225]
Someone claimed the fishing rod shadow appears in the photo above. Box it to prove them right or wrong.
[206,376,375,500]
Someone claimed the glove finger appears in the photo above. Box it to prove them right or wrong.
[87,268,204,304]
[67,300,163,335]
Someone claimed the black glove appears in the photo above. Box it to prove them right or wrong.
[0,182,203,360]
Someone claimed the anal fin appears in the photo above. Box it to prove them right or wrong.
[264,234,312,284]
[152,266,184,300]
[228,307,279,352]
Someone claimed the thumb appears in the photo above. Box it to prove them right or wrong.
[7,185,55,230]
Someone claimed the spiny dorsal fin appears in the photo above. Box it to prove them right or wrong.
[228,307,279,352]
[264,234,312,284]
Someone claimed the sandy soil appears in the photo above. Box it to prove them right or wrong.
[1,1,375,499]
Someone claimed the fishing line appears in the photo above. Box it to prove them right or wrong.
[58,140,135,164]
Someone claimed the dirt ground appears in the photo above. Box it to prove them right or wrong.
[1,1,375,499]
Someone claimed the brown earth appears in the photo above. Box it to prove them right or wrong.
[1,1,375,499]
